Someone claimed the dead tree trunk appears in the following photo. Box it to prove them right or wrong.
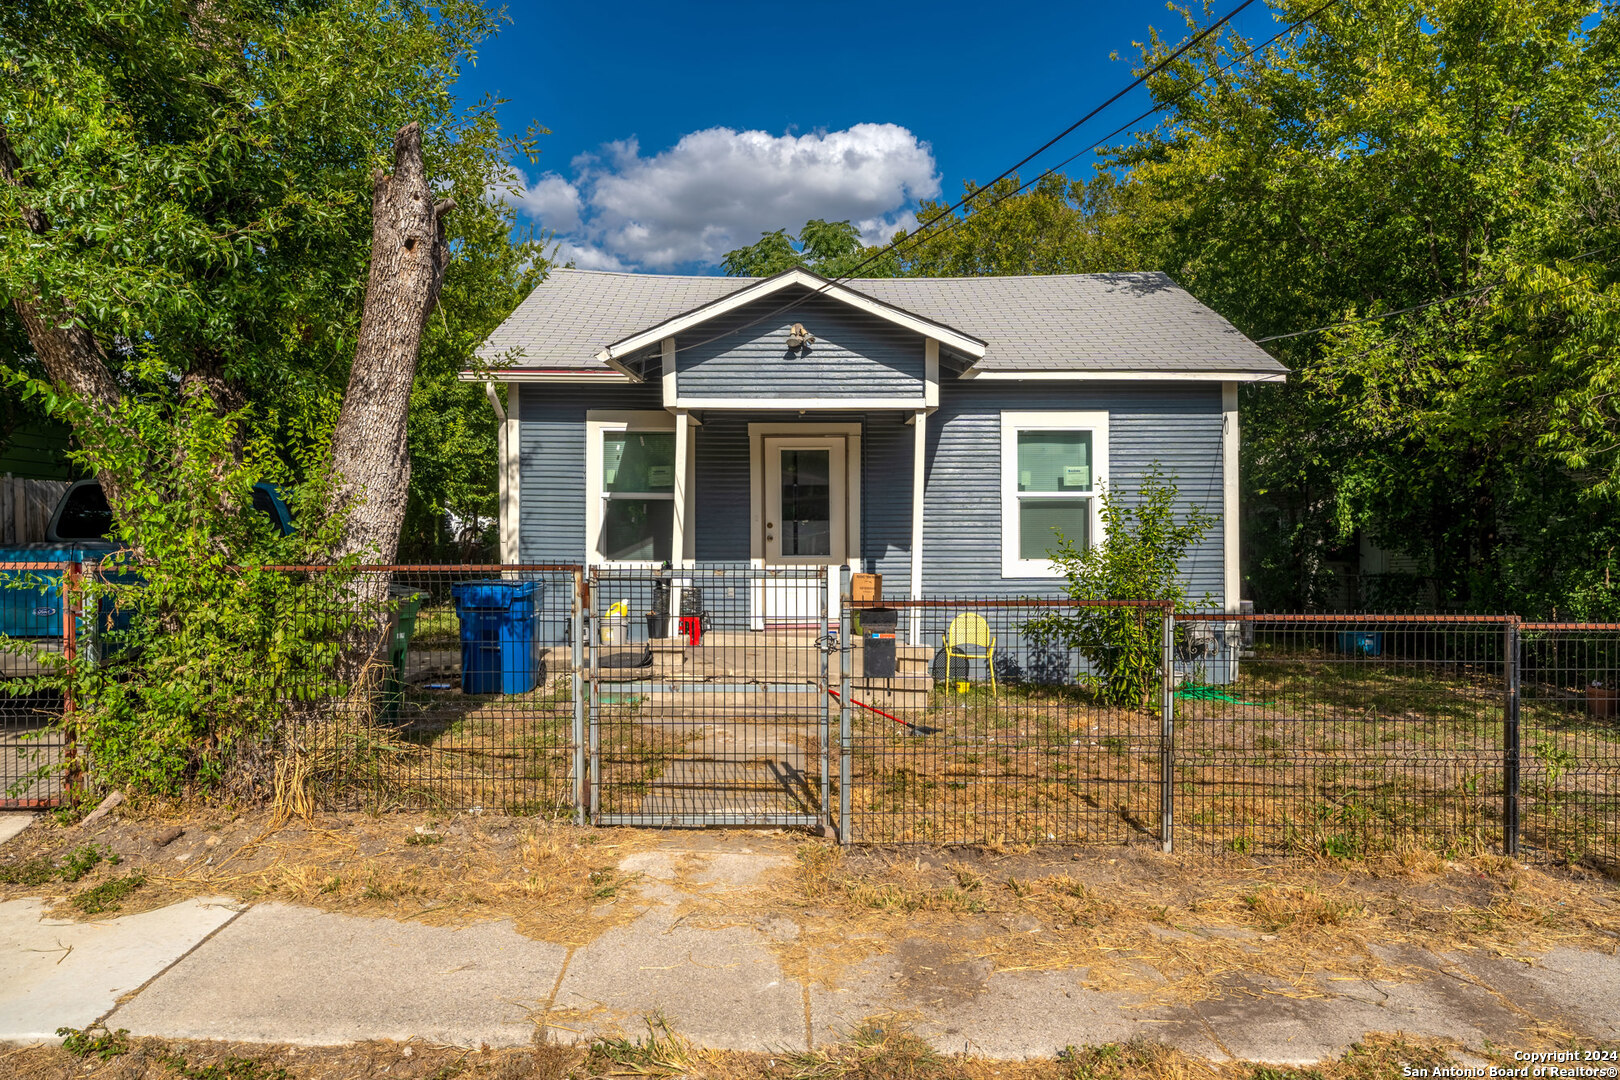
[325,121,455,563]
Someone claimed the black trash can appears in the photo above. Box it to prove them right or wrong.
[861,607,900,677]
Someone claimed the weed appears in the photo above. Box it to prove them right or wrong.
[405,832,444,846]
[58,1024,130,1061]
[0,855,58,886]
[588,867,621,899]
[1008,875,1032,898]
[787,1017,948,1079]
[72,873,145,915]
[949,864,982,892]
[160,1049,292,1079]
[59,843,116,883]
[586,1012,696,1075]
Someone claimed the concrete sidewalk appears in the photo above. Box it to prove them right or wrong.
[2,813,1618,1063]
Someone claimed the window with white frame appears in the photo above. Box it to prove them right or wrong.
[587,413,676,564]
[1000,411,1109,577]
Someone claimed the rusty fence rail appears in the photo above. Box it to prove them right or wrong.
[2,562,1617,867]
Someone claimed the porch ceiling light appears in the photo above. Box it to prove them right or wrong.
[786,322,816,350]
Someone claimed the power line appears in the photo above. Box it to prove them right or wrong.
[647,0,1271,366]
[876,0,1340,274]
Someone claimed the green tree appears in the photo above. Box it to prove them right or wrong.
[0,0,545,559]
[722,219,900,278]
[1106,0,1620,613]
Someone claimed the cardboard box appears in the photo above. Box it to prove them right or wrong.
[851,573,881,604]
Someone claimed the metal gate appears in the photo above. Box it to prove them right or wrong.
[585,567,835,828]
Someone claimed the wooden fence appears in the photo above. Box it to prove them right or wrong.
[0,476,68,545]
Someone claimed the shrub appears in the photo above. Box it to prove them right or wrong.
[1025,467,1215,707]
[1,386,386,800]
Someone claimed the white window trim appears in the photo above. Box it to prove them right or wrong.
[1000,410,1110,579]
[585,410,677,568]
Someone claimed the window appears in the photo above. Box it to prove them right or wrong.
[587,413,677,565]
[1000,411,1109,577]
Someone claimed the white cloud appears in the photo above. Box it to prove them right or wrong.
[509,124,938,272]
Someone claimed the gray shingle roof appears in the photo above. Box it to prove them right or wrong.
[475,268,1284,374]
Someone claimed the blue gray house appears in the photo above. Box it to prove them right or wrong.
[467,267,1284,629]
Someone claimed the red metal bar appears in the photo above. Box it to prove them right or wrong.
[1520,621,1620,632]
[849,598,1166,609]
[257,563,584,573]
[1175,611,1514,624]
[0,561,72,571]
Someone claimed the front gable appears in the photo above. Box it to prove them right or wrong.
[670,287,929,406]
[593,267,985,408]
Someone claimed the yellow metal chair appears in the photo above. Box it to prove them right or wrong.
[943,613,998,693]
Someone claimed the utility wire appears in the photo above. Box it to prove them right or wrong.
[871,0,1340,276]
[638,0,1269,367]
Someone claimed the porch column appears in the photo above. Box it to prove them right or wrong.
[672,408,691,567]
[910,408,926,646]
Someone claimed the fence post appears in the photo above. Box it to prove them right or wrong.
[1160,604,1175,854]
[1504,616,1521,856]
[838,565,852,845]
[572,567,586,827]
[587,569,601,825]
[821,564,834,835]
[62,560,81,801]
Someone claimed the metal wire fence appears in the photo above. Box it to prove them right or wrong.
[1,559,1616,867]
[0,557,72,809]
[839,597,1165,845]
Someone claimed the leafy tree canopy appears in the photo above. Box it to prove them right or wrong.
[736,0,1620,616]
[0,0,546,558]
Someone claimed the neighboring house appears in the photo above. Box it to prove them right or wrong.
[465,267,1285,626]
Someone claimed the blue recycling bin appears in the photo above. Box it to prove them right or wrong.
[451,580,543,694]
[1336,630,1383,657]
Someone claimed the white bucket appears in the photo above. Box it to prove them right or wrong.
[600,614,626,647]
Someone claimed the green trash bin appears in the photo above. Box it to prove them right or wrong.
[381,588,427,723]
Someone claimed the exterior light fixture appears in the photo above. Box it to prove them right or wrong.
[786,323,816,350]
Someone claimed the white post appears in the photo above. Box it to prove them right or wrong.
[910,408,926,646]
[672,408,690,568]
[1222,382,1240,612]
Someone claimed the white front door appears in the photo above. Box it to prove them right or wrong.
[760,436,846,625]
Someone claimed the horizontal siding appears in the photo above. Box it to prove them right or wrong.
[516,384,662,564]
[677,290,924,400]
[516,382,1227,607]
[922,382,1226,600]
[863,414,915,591]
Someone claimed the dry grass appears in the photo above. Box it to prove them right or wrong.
[747,837,1620,1008]
[0,1026,1581,1080]
[0,805,655,947]
[842,662,1620,865]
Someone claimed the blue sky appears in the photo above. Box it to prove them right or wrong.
[462,0,1282,273]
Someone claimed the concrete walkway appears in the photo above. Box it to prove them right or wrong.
[2,812,1618,1062]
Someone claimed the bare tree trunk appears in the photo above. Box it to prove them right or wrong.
[325,121,455,563]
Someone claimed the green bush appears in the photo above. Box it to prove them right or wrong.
[1025,467,1215,707]
[1,387,386,800]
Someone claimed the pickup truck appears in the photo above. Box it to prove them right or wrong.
[0,479,293,650]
